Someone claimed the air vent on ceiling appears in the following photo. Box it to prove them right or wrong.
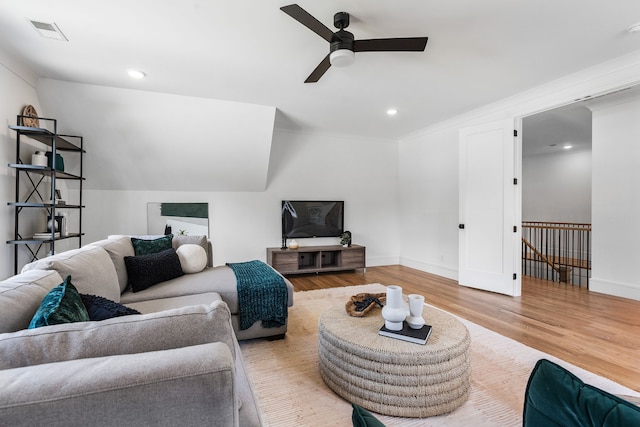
[28,19,68,41]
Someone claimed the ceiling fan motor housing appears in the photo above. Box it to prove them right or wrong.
[330,29,355,53]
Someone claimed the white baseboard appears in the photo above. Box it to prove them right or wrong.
[365,256,400,267]
[590,277,640,302]
[399,257,458,281]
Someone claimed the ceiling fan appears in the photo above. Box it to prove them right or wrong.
[280,4,428,83]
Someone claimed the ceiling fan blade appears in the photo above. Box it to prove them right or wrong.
[354,37,428,52]
[304,54,331,83]
[280,4,334,42]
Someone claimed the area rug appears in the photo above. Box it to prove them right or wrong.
[239,284,640,426]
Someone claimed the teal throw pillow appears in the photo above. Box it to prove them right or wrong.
[131,234,173,256]
[28,276,90,329]
[524,359,640,426]
[352,403,385,427]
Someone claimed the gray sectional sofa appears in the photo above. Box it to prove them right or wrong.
[0,235,294,427]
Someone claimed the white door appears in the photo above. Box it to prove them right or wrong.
[459,119,521,296]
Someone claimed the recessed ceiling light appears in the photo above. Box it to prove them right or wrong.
[127,69,146,79]
[563,145,572,150]
[627,22,640,33]
[386,109,398,116]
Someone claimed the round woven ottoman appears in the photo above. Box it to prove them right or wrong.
[318,304,471,418]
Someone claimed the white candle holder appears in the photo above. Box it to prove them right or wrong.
[406,294,426,329]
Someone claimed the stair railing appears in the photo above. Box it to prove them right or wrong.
[521,221,591,287]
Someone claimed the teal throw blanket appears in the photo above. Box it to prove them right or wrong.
[226,260,288,330]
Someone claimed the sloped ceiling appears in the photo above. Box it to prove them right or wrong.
[37,79,276,191]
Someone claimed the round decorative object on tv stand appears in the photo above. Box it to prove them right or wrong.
[288,239,299,249]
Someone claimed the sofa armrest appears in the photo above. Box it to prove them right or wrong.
[0,300,235,370]
[0,342,239,427]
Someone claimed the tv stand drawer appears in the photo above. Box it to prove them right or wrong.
[268,251,298,272]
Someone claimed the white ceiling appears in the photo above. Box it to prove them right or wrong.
[1,0,640,140]
[523,103,592,157]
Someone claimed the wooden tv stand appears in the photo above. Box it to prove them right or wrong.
[266,244,366,275]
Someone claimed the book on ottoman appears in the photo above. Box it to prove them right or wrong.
[379,322,432,345]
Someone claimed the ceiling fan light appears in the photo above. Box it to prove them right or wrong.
[330,49,355,67]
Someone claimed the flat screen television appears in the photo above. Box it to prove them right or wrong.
[282,200,344,238]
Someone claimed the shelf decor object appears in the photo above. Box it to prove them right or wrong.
[21,105,39,128]
[31,151,47,167]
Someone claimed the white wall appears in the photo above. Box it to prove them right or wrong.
[589,93,640,299]
[522,149,592,223]
[83,130,400,267]
[399,50,640,299]
[398,126,459,279]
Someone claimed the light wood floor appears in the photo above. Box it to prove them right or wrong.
[287,265,640,392]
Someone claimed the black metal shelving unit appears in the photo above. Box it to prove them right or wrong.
[7,116,85,274]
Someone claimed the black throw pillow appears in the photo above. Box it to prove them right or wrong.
[80,294,141,321]
[124,248,184,293]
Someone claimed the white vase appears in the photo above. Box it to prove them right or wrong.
[381,285,406,331]
[406,294,426,329]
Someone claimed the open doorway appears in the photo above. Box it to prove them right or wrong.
[521,104,592,286]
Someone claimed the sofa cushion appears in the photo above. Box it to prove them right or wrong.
[125,292,222,314]
[80,294,141,321]
[0,300,236,370]
[28,276,89,329]
[21,246,120,302]
[90,236,135,294]
[125,248,184,292]
[0,270,64,333]
[0,343,237,427]
[120,265,240,311]
[131,234,173,256]
[176,244,208,273]
[524,359,640,426]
